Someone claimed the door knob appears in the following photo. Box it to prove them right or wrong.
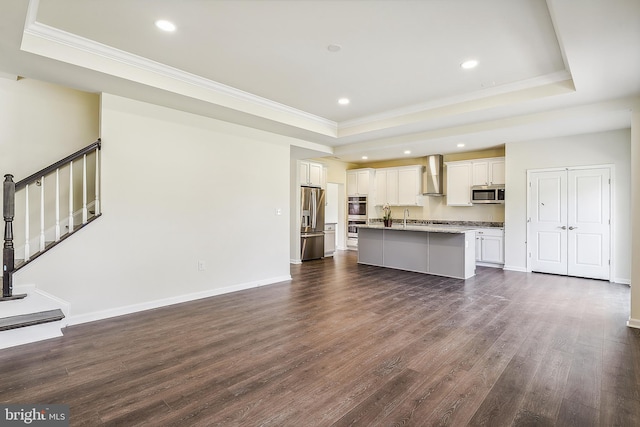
[569,226,578,230]
[559,225,567,230]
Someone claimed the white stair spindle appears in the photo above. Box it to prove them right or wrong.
[55,168,60,241]
[39,175,45,252]
[68,160,74,233]
[24,184,30,261]
[94,146,100,216]
[82,154,87,224]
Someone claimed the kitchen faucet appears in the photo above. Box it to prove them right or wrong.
[404,208,409,228]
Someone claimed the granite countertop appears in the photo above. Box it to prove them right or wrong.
[369,219,503,227]
[360,219,504,234]
[358,224,474,234]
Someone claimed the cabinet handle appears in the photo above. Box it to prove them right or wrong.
[559,225,567,230]
[569,226,578,230]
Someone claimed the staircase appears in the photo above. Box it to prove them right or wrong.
[1,140,101,349]
[0,281,69,349]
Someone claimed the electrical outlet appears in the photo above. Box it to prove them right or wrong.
[198,260,206,271]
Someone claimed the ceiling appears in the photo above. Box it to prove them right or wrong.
[1,0,639,163]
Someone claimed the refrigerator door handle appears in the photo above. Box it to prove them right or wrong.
[301,232,324,238]
[311,189,317,229]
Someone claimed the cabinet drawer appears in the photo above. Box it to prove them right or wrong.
[325,223,336,231]
[474,228,503,237]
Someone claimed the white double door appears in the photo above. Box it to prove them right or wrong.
[529,167,611,280]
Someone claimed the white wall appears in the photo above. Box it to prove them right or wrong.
[0,77,99,178]
[289,156,301,263]
[15,93,292,322]
[630,109,640,327]
[505,129,631,283]
[0,77,100,263]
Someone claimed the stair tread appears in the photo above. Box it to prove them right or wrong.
[0,309,65,331]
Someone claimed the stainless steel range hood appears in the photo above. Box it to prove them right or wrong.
[422,154,444,196]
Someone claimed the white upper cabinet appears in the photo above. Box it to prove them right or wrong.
[447,157,504,206]
[471,157,505,186]
[375,169,398,205]
[445,162,473,206]
[347,169,374,195]
[374,166,422,206]
[489,159,505,185]
[397,166,423,205]
[300,160,324,187]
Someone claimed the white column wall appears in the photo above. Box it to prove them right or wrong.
[16,93,292,323]
[630,109,640,328]
[504,129,632,284]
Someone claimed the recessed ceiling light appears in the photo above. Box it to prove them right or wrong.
[362,156,368,160]
[327,44,342,53]
[155,20,176,32]
[461,59,478,69]
[338,98,350,105]
[404,150,411,155]
[457,143,465,148]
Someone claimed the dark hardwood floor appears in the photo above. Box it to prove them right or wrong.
[1,251,639,426]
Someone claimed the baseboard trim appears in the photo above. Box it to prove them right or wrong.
[613,278,631,285]
[67,275,292,326]
[627,317,640,329]
[503,265,528,273]
[476,262,504,269]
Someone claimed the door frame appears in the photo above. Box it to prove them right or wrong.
[526,164,615,281]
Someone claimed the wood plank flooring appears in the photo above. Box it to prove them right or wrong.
[1,251,638,426]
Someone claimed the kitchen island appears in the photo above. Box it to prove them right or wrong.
[357,224,476,279]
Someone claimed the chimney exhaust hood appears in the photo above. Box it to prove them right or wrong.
[422,154,444,196]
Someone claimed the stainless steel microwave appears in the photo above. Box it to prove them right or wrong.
[471,185,505,204]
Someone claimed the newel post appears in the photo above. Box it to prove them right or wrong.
[3,174,15,298]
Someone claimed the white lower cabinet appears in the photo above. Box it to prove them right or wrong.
[475,228,504,267]
[324,223,336,256]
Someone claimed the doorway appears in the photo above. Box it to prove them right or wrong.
[326,182,346,251]
[527,166,612,280]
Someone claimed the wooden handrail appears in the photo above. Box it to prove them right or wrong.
[2,139,102,301]
[15,139,101,190]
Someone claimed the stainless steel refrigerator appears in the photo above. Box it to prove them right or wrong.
[300,186,325,261]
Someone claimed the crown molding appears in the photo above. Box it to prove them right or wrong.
[22,0,337,137]
[339,70,573,132]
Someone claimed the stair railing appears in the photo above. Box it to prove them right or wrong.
[2,139,101,301]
